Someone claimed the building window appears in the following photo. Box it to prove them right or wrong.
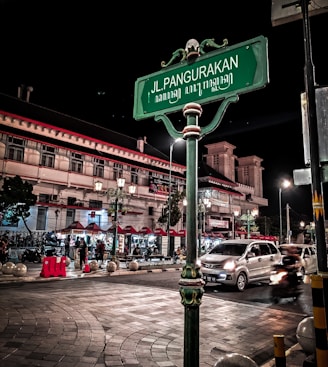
[67,197,83,207]
[38,194,59,203]
[40,145,55,168]
[67,197,77,206]
[243,166,249,185]
[7,136,25,162]
[70,152,83,173]
[66,209,75,228]
[213,154,220,165]
[130,167,138,184]
[113,163,123,180]
[89,199,102,209]
[93,158,104,177]
[39,194,48,203]
[36,207,47,230]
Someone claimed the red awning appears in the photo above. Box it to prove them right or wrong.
[123,225,138,234]
[60,221,85,233]
[107,225,125,234]
[139,226,153,235]
[169,229,179,236]
[154,228,167,236]
[84,222,104,234]
[177,229,186,237]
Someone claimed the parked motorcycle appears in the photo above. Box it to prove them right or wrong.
[21,247,42,263]
[269,263,303,304]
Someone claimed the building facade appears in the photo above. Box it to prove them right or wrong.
[0,93,268,255]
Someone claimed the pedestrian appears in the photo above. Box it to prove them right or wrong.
[0,238,8,264]
[79,238,88,270]
[75,236,80,248]
[153,246,159,255]
[145,245,152,261]
[64,235,70,258]
[124,244,129,257]
[69,236,76,259]
[96,240,105,267]
[173,247,181,263]
[132,245,141,255]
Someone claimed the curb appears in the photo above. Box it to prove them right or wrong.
[0,264,184,284]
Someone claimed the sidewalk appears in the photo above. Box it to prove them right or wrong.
[0,259,313,367]
[0,258,183,282]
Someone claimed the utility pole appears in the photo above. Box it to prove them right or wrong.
[286,204,291,243]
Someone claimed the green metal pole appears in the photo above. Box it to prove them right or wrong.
[112,196,118,263]
[179,103,205,367]
[198,207,202,256]
[247,210,250,239]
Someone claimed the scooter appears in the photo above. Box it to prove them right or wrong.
[269,264,303,304]
[21,247,42,263]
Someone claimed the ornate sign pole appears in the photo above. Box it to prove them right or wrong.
[134,36,268,367]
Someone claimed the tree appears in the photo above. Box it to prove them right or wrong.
[158,190,185,227]
[0,175,37,236]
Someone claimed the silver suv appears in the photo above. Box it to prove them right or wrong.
[199,239,282,291]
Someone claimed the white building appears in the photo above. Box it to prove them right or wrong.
[0,92,268,255]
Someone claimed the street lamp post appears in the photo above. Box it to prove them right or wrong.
[286,203,291,243]
[197,196,211,256]
[95,178,136,268]
[111,178,125,264]
[239,209,258,239]
[279,179,291,244]
[247,209,251,239]
[167,138,183,257]
[232,210,240,239]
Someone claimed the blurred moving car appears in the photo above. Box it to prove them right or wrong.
[279,244,317,278]
[199,239,282,291]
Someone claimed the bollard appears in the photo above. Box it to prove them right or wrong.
[214,352,258,367]
[48,256,57,276]
[89,260,99,271]
[107,261,117,273]
[14,263,27,277]
[1,262,16,275]
[273,334,286,367]
[129,260,139,271]
[58,256,66,276]
[296,317,315,355]
[40,257,51,277]
[310,274,328,367]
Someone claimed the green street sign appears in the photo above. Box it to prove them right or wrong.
[133,35,268,121]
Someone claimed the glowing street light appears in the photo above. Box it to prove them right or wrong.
[279,179,291,244]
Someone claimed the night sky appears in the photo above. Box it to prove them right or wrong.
[1,0,328,220]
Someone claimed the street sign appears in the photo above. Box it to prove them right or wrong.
[133,35,269,121]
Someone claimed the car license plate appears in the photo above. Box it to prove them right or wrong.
[203,275,216,282]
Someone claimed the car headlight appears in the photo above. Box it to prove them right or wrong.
[223,260,236,271]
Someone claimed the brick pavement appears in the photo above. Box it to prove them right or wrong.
[0,261,312,367]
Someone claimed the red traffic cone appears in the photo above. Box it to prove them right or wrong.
[83,257,90,273]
